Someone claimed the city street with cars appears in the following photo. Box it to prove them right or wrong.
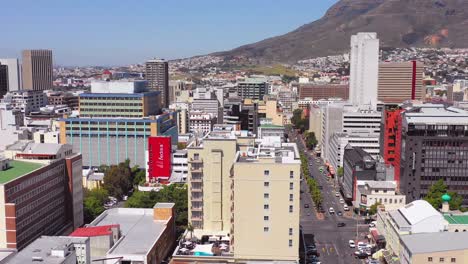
[290,129,373,264]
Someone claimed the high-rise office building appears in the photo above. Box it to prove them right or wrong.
[236,78,268,100]
[298,84,349,100]
[21,50,53,91]
[0,59,21,92]
[349,33,379,109]
[378,61,424,104]
[145,59,169,108]
[399,104,468,206]
[0,63,8,97]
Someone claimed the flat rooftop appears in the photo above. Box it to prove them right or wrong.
[405,105,468,125]
[0,160,43,184]
[401,232,468,254]
[90,207,168,257]
[444,214,468,225]
[6,236,88,264]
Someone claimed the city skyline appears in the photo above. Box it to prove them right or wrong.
[0,0,336,66]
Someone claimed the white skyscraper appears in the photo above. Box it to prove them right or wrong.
[349,33,379,109]
[0,58,21,91]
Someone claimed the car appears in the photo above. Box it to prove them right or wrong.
[349,240,356,248]
[357,242,367,250]
[335,191,340,197]
[339,198,345,204]
[329,207,335,214]
[343,205,350,211]
[304,204,310,208]
[337,222,346,227]
[337,211,343,216]
[369,221,377,227]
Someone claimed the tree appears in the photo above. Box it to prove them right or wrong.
[305,132,318,150]
[337,167,344,178]
[83,188,109,223]
[103,162,132,199]
[133,169,146,186]
[424,179,448,210]
[177,142,186,150]
[369,202,382,215]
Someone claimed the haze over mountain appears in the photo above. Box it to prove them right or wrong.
[214,0,468,63]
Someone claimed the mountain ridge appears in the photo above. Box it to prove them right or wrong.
[212,0,468,63]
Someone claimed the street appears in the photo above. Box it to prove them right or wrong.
[291,130,370,264]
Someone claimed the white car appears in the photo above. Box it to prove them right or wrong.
[335,192,340,197]
[344,205,349,211]
[369,221,377,227]
[348,240,355,248]
[357,242,367,250]
[339,198,344,204]
[329,207,335,214]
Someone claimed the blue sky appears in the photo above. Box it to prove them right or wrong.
[1,0,337,66]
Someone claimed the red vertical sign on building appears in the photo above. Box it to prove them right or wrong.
[148,136,172,181]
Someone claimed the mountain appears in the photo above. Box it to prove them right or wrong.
[214,0,468,63]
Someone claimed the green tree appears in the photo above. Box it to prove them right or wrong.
[369,202,382,215]
[337,167,344,177]
[305,132,318,150]
[424,179,448,209]
[177,142,186,150]
[133,169,146,186]
[83,188,109,223]
[103,162,132,199]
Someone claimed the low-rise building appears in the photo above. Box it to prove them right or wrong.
[189,111,216,135]
[258,124,285,141]
[170,150,188,183]
[1,90,47,114]
[354,181,406,211]
[86,203,176,264]
[399,232,468,264]
[4,236,90,264]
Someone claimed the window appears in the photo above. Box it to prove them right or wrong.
[428,257,433,262]
[264,182,269,187]
[290,171,294,179]
[264,216,269,221]
[440,258,444,262]
[290,182,294,190]
[451,258,456,263]
[194,153,199,160]
[264,170,270,176]
[264,193,269,199]
[264,227,269,232]
[289,194,294,202]
[289,205,293,213]
[264,204,269,210]
[289,239,293,247]
[289,228,293,235]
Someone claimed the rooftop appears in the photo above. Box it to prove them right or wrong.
[237,143,299,164]
[444,214,468,225]
[401,232,468,254]
[0,160,43,184]
[259,124,285,129]
[90,207,171,257]
[404,104,468,125]
[5,236,88,264]
[398,200,442,225]
[69,225,119,238]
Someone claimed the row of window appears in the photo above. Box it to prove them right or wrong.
[264,170,295,178]
[427,257,457,263]
[16,186,65,217]
[17,196,65,232]
[6,165,64,197]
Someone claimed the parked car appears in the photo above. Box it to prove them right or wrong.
[335,191,340,197]
[329,207,335,214]
[337,222,346,227]
[304,204,310,208]
[337,211,343,216]
[343,205,350,211]
[339,198,345,204]
[369,221,377,227]
[318,186,323,190]
[349,240,356,248]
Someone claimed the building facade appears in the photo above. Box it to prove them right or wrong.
[378,61,424,104]
[21,50,53,91]
[349,33,379,109]
[0,63,8,97]
[58,113,178,168]
[47,92,79,111]
[236,78,268,100]
[0,142,83,249]
[381,107,404,185]
[78,92,161,118]
[188,111,216,135]
[399,104,468,205]
[0,59,21,92]
[298,84,349,100]
[1,90,48,114]
[146,59,169,108]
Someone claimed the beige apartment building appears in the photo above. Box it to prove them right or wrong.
[22,50,53,91]
[233,143,300,261]
[378,61,424,104]
[177,131,300,263]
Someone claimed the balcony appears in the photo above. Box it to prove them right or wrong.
[191,216,203,221]
[191,167,203,173]
[191,207,203,212]
[191,177,203,183]
[189,158,203,163]
[191,187,203,192]
[191,196,203,202]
